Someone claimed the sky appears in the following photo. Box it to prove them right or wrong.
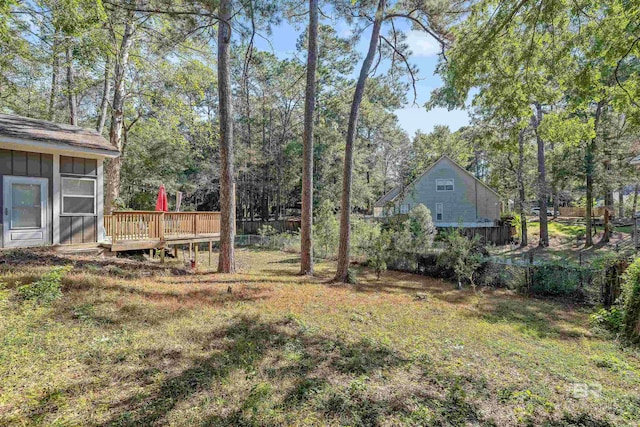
[252,17,471,139]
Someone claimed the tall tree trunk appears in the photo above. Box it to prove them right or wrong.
[96,54,111,133]
[217,0,236,273]
[105,18,135,214]
[517,128,528,246]
[585,101,603,247]
[633,182,639,216]
[300,0,318,275]
[48,29,60,121]
[532,102,548,247]
[66,42,77,125]
[334,0,386,283]
[618,187,624,218]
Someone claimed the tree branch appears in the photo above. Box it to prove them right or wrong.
[383,12,449,61]
[380,34,418,104]
[103,0,220,18]
[615,35,640,109]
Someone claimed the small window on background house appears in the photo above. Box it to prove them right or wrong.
[436,203,443,221]
[436,179,454,191]
[400,204,409,214]
[62,177,96,214]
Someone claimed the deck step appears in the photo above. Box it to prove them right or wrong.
[53,243,106,256]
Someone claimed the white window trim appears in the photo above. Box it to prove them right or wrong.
[435,203,443,221]
[436,179,454,192]
[61,176,96,216]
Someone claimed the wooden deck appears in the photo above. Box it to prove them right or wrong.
[104,211,221,252]
[558,206,606,217]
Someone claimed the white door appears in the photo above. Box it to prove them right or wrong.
[3,176,49,247]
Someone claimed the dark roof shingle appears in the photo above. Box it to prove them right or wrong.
[0,113,119,154]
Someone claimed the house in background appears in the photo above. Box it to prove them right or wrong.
[0,114,119,248]
[374,155,501,227]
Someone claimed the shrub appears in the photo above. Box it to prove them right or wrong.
[351,217,381,258]
[388,204,437,271]
[478,262,526,290]
[365,230,390,278]
[621,258,640,345]
[257,224,278,238]
[590,307,624,335]
[346,268,358,285]
[262,231,300,252]
[510,214,522,242]
[437,227,484,290]
[529,260,584,296]
[313,200,339,258]
[17,265,72,304]
[312,201,383,260]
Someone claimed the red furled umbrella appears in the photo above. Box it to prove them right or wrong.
[155,184,168,212]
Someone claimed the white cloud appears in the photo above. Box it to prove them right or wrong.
[405,30,441,58]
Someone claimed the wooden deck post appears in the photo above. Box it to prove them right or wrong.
[160,247,165,263]
[159,212,165,241]
[173,246,178,258]
[194,243,198,268]
[189,243,193,260]
[209,241,212,266]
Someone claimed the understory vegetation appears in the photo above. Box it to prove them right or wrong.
[1,249,639,426]
[258,203,640,347]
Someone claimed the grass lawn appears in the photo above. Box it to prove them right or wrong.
[615,225,634,235]
[492,218,635,262]
[1,249,639,426]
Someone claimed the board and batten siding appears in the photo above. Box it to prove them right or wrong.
[59,156,98,244]
[0,149,54,244]
[397,157,500,223]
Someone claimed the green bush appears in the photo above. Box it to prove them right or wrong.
[262,231,300,252]
[313,200,339,258]
[365,230,390,278]
[311,200,383,260]
[510,214,522,242]
[257,224,278,238]
[387,204,437,271]
[590,307,624,334]
[437,227,483,290]
[351,217,381,258]
[478,262,526,290]
[621,258,640,345]
[17,266,72,304]
[529,260,584,296]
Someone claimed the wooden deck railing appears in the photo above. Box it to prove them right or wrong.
[558,206,606,217]
[104,211,221,242]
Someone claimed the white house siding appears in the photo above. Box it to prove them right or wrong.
[395,157,500,225]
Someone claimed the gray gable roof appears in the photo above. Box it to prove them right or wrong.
[373,185,403,206]
[374,155,500,207]
[0,113,119,155]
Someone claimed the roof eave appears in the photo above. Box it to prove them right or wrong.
[0,136,120,159]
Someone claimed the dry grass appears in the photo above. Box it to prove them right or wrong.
[0,248,639,426]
